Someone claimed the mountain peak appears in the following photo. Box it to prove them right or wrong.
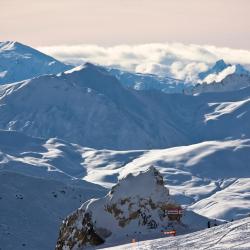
[214,59,228,69]
[61,62,126,99]
[109,166,169,203]
[198,59,231,80]
[0,41,71,84]
[234,64,249,75]
[0,41,40,54]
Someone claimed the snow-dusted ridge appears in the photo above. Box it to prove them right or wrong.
[187,60,250,94]
[107,67,190,94]
[0,41,71,84]
[0,62,250,150]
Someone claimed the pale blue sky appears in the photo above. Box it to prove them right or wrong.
[1,0,250,49]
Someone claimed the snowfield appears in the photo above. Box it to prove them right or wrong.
[101,217,250,250]
[0,171,105,250]
[0,130,249,249]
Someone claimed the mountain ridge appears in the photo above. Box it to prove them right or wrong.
[0,41,71,84]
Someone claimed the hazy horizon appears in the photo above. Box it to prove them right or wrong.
[1,0,250,49]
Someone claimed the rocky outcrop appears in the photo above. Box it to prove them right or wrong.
[56,210,106,250]
[55,167,182,249]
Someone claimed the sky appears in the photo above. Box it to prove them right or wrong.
[1,0,250,49]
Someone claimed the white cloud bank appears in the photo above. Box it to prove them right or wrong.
[39,43,250,82]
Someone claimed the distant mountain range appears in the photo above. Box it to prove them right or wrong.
[187,59,250,94]
[0,62,250,150]
[107,68,190,93]
[1,41,250,95]
[0,41,249,250]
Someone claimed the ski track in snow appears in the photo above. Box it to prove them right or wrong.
[100,218,250,250]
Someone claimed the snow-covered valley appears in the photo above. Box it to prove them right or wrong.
[0,129,249,249]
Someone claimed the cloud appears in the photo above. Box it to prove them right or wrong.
[38,43,250,82]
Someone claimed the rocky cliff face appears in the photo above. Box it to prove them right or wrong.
[56,167,182,249]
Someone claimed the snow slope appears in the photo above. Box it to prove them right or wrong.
[0,41,71,84]
[0,63,249,150]
[0,130,106,250]
[0,130,249,222]
[80,139,250,221]
[0,131,249,249]
[101,217,250,250]
[0,171,105,250]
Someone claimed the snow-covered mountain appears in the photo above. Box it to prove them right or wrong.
[188,60,250,94]
[0,63,189,150]
[102,217,250,250]
[198,59,230,81]
[0,41,191,94]
[0,41,71,84]
[191,72,250,94]
[0,62,250,150]
[199,60,250,84]
[107,68,190,94]
[56,167,208,249]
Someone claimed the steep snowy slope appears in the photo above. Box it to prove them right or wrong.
[107,68,190,93]
[0,63,250,150]
[102,217,250,250]
[0,41,71,84]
